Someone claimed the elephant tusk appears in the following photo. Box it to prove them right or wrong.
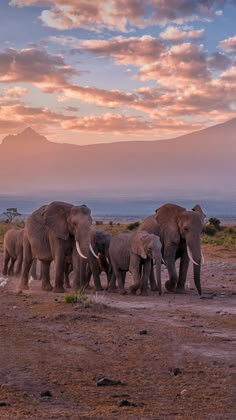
[201,250,205,264]
[76,241,87,260]
[89,243,99,259]
[162,258,166,265]
[187,245,199,266]
[106,257,110,265]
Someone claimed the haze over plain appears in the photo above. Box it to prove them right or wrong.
[0,1,235,211]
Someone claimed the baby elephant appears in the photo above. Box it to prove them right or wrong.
[2,228,24,276]
[109,230,162,295]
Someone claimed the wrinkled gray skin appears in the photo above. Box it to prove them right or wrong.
[19,201,93,293]
[155,203,205,295]
[2,228,24,276]
[136,215,161,292]
[109,230,162,295]
[86,229,112,290]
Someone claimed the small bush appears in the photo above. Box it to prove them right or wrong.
[127,221,140,231]
[208,217,221,230]
[203,224,217,236]
[64,289,91,307]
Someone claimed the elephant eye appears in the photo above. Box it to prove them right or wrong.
[184,226,189,232]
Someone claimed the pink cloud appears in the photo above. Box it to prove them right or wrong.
[82,36,165,66]
[160,26,204,42]
[10,0,231,32]
[218,35,236,52]
[0,47,77,87]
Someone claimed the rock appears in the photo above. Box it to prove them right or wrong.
[96,375,124,386]
[40,390,52,397]
[139,329,147,335]
[118,400,137,407]
[0,401,10,406]
[169,367,184,376]
[180,389,188,397]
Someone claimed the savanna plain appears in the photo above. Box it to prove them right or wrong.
[0,222,236,419]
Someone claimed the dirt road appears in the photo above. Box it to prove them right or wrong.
[0,249,236,419]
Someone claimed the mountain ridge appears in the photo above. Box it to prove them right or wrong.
[0,117,235,199]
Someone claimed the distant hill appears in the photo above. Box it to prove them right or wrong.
[0,119,235,200]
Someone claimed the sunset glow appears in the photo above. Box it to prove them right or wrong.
[0,0,236,145]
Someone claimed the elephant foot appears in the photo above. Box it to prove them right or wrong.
[95,286,104,292]
[129,285,138,295]
[64,282,71,289]
[107,287,117,293]
[19,281,29,290]
[42,282,53,292]
[140,289,148,296]
[53,286,65,293]
[118,287,127,295]
[176,287,186,294]
[150,285,158,292]
[165,280,176,293]
[8,270,14,277]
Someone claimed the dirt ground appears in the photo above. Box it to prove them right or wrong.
[0,246,236,419]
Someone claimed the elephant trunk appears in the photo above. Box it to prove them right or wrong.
[154,249,162,295]
[193,263,202,296]
[186,236,202,295]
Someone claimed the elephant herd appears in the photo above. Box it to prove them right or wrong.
[1,200,206,296]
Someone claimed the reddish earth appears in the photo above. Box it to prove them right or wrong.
[0,246,236,419]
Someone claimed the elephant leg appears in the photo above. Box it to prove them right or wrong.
[116,270,126,294]
[140,260,151,296]
[164,246,178,293]
[53,253,66,293]
[2,251,10,276]
[90,258,103,291]
[121,271,126,287]
[149,260,158,291]
[29,259,38,280]
[107,272,117,291]
[15,253,23,277]
[41,261,53,291]
[129,255,142,294]
[176,250,189,293]
[19,238,32,290]
[64,261,71,288]
[108,265,126,294]
[8,258,16,276]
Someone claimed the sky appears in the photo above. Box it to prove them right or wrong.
[0,0,236,145]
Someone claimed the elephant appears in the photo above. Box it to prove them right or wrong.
[154,203,205,295]
[85,229,112,290]
[2,228,24,276]
[19,201,97,293]
[109,230,162,295]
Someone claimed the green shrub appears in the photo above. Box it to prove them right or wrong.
[208,217,221,230]
[203,224,217,236]
[127,221,140,231]
[64,289,91,307]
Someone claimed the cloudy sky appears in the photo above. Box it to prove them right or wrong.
[0,0,236,145]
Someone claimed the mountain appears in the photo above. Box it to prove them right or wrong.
[0,119,235,200]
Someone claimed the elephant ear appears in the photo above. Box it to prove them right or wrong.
[192,204,206,223]
[131,232,147,259]
[43,201,72,240]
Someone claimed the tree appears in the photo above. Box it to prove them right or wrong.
[3,208,21,222]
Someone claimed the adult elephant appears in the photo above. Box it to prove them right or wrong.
[109,230,162,295]
[86,229,112,290]
[2,228,24,276]
[19,201,97,293]
[155,203,205,295]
